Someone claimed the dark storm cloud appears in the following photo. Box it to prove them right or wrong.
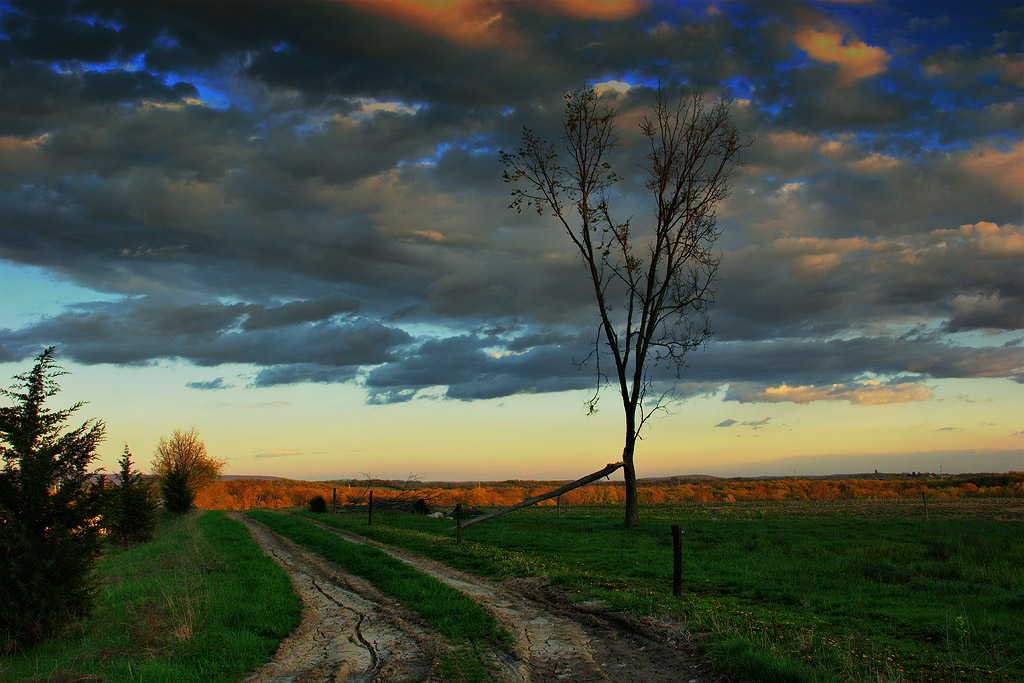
[39,104,252,178]
[944,283,1024,333]
[242,294,361,331]
[712,219,1024,342]
[253,364,360,388]
[0,58,199,134]
[363,332,595,403]
[358,326,1024,404]
[0,297,412,370]
[703,334,1024,388]
[0,0,1020,404]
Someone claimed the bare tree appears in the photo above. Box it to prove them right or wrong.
[502,85,747,527]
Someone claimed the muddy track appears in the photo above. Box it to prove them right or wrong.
[235,514,442,683]
[292,516,730,683]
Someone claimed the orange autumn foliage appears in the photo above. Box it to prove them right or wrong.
[195,473,1024,511]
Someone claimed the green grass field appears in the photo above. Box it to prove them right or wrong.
[299,499,1024,683]
[0,511,300,683]
[4,499,1018,683]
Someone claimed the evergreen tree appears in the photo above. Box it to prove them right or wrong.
[161,467,194,514]
[107,445,158,547]
[0,347,105,652]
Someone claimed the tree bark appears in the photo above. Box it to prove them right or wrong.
[622,432,639,528]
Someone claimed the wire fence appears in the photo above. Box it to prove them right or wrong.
[762,545,1024,598]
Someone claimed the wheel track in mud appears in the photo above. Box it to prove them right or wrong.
[235,514,441,683]
[294,515,730,683]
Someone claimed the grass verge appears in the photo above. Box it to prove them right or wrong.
[0,511,300,683]
[297,502,1023,683]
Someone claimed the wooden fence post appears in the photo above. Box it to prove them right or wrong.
[369,490,374,526]
[332,488,337,514]
[455,503,463,544]
[922,491,928,520]
[672,524,682,597]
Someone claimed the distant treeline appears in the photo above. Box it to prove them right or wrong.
[195,472,1024,510]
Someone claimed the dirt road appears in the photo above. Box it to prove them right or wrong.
[239,514,728,683]
[237,515,440,682]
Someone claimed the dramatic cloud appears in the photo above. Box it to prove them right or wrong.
[0,297,413,371]
[0,0,1020,409]
[792,27,890,85]
[725,381,933,406]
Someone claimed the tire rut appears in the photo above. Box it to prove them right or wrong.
[235,514,439,683]
[302,517,729,683]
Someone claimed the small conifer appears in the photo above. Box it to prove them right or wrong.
[107,445,158,547]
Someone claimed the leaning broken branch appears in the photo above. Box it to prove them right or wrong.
[451,461,624,531]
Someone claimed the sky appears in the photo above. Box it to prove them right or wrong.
[0,0,1021,481]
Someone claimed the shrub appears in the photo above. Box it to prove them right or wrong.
[308,495,328,513]
[0,347,105,652]
[106,445,158,547]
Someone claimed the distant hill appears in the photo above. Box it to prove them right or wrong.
[640,474,723,481]
[642,472,966,482]
[220,474,285,481]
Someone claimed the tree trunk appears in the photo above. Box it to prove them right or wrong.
[622,431,639,528]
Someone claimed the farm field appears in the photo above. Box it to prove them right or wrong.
[300,498,1024,683]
